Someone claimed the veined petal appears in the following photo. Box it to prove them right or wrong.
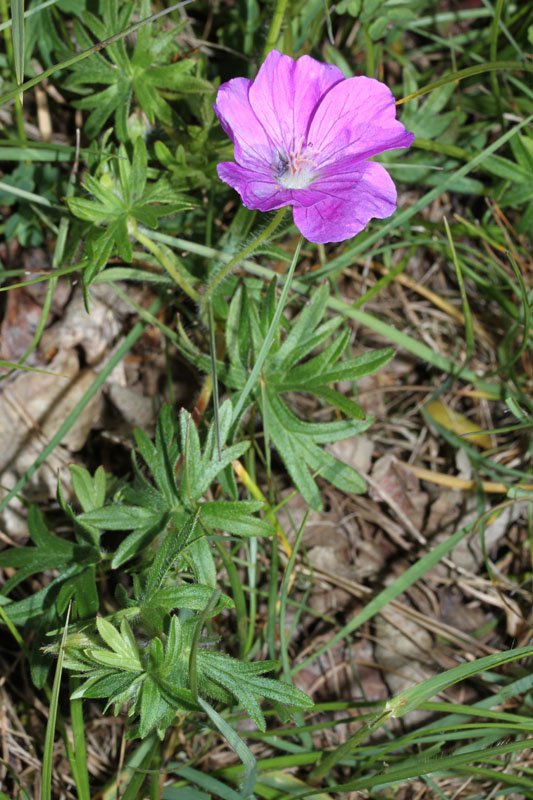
[217,162,291,212]
[214,77,274,169]
[292,161,397,243]
[308,76,414,168]
[248,50,344,154]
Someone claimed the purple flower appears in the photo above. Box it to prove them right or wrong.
[214,50,414,244]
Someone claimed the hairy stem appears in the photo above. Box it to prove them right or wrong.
[202,207,288,309]
[230,235,303,433]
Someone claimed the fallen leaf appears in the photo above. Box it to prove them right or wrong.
[426,399,492,449]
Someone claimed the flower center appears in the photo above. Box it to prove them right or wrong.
[275,146,316,190]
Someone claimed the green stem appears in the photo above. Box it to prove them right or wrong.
[309,709,391,784]
[189,589,221,701]
[207,300,222,458]
[266,524,279,661]
[133,227,503,396]
[69,678,91,800]
[230,236,303,432]
[243,534,258,656]
[263,0,289,58]
[132,222,199,302]
[202,207,287,308]
[215,540,249,658]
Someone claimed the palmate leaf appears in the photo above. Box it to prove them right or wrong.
[0,506,100,625]
[143,511,201,600]
[63,0,213,140]
[219,283,394,509]
[178,282,391,509]
[267,301,393,506]
[66,615,312,739]
[199,652,313,732]
[178,402,250,503]
[77,404,270,573]
[67,137,195,284]
[137,584,234,634]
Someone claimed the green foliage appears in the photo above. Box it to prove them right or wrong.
[0,503,100,627]
[0,162,61,244]
[182,282,393,508]
[63,0,212,141]
[77,402,273,572]
[0,404,305,741]
[1,0,531,796]
[61,614,311,738]
[66,137,194,284]
[26,0,88,67]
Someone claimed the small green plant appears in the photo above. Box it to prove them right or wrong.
[182,282,394,509]
[1,404,311,740]
[0,0,531,797]
[66,137,195,284]
[63,0,212,141]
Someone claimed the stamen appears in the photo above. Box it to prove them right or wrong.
[275,145,316,189]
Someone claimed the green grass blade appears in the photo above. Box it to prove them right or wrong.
[310,114,533,280]
[396,60,533,105]
[120,735,160,800]
[489,0,505,119]
[198,698,257,799]
[505,251,531,372]
[0,360,58,375]
[0,0,59,33]
[444,217,474,364]
[273,740,532,799]
[0,604,29,657]
[41,603,71,800]
[320,739,533,795]
[291,521,474,675]
[207,300,222,459]
[0,178,55,207]
[388,645,533,718]
[4,131,82,378]
[69,677,91,800]
[174,766,243,800]
[215,540,250,659]
[140,228,504,394]
[10,0,24,87]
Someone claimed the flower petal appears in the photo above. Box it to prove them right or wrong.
[217,161,291,212]
[292,161,397,243]
[248,50,344,154]
[214,77,274,169]
[308,76,414,168]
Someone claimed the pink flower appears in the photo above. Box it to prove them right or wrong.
[214,50,414,244]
